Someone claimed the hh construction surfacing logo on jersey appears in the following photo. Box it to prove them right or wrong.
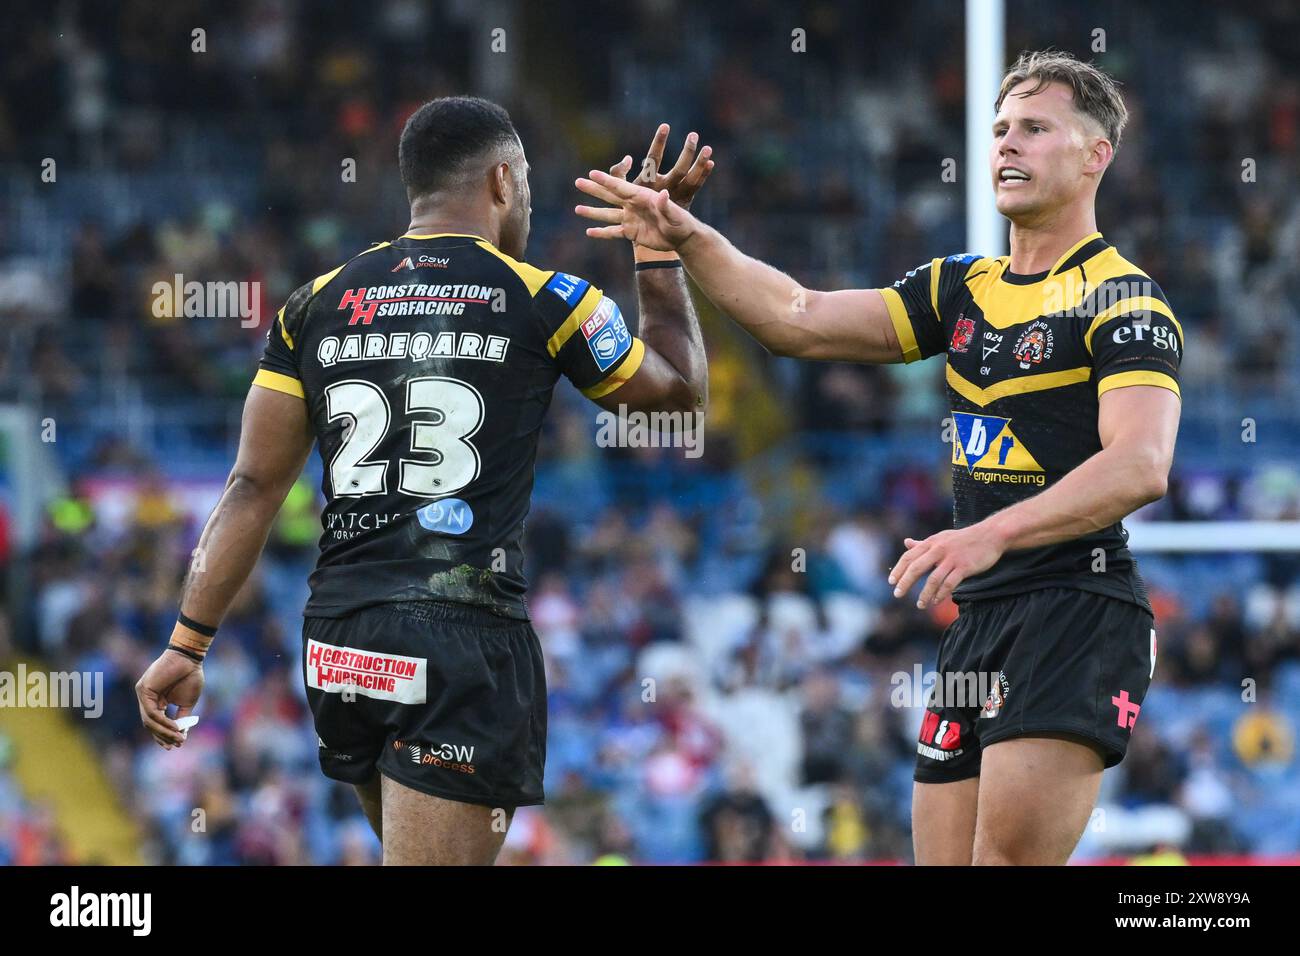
[951,412,1045,486]
[336,284,505,324]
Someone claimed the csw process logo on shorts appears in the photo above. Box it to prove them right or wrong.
[950,412,1043,478]
[396,738,477,774]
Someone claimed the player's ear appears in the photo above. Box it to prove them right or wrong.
[1084,137,1113,176]
[490,162,511,205]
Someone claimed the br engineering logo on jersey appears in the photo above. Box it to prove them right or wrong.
[582,296,633,372]
[950,411,1046,486]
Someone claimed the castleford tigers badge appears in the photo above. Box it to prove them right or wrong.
[1012,320,1055,369]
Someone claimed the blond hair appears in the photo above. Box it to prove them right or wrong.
[996,50,1128,151]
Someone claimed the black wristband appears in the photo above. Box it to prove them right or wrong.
[177,612,218,637]
[634,260,684,272]
[167,644,206,663]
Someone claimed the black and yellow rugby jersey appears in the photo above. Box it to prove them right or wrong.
[255,233,644,619]
[879,232,1183,610]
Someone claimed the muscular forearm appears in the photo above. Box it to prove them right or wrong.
[634,259,708,410]
[179,475,285,628]
[981,445,1168,553]
[678,224,807,356]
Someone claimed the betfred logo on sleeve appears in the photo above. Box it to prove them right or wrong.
[582,296,632,372]
[306,639,427,704]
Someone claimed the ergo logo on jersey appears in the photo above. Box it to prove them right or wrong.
[1112,321,1179,354]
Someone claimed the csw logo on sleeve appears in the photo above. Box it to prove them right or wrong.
[582,296,632,372]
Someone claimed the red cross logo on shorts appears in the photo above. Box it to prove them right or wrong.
[1112,690,1141,730]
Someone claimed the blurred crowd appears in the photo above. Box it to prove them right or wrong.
[2,0,1299,863]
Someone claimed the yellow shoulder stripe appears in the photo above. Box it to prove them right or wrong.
[546,285,605,357]
[879,287,921,364]
[1097,369,1180,399]
[947,364,1092,407]
[284,242,394,347]
[252,368,305,399]
[276,306,292,349]
[581,339,646,399]
[1084,296,1182,354]
[309,240,390,293]
[474,240,551,296]
[310,242,392,295]
[311,264,347,295]
[929,258,943,323]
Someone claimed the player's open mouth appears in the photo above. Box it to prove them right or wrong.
[998,167,1031,188]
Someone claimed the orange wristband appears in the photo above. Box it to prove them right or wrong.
[170,618,215,658]
[633,246,681,264]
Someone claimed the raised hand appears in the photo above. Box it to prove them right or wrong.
[633,124,714,210]
[576,169,702,252]
[576,125,714,252]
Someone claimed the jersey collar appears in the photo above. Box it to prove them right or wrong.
[399,232,490,243]
[1000,231,1108,285]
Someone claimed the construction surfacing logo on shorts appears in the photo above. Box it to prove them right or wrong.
[306,639,427,704]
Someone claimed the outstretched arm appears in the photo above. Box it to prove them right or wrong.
[576,170,903,364]
[135,384,314,747]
